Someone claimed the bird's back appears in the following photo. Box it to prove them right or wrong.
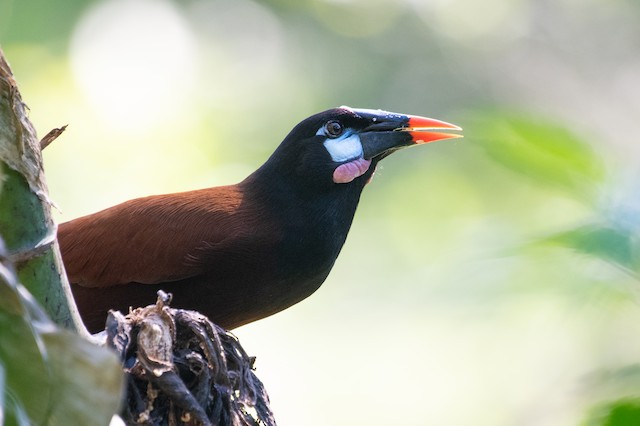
[58,180,358,332]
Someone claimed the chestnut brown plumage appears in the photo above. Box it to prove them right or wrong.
[59,107,462,333]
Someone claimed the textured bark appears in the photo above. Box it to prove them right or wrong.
[0,47,86,333]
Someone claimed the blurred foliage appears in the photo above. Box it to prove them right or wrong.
[471,112,640,278]
[0,242,123,425]
[472,112,640,424]
[584,399,640,426]
[544,225,640,280]
[470,112,605,201]
[2,0,640,424]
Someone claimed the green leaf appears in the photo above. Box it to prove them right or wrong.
[0,263,53,425]
[3,381,33,426]
[584,399,640,426]
[540,223,640,278]
[469,112,605,201]
[43,330,124,426]
[0,250,124,426]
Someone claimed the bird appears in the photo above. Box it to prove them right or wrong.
[58,106,462,333]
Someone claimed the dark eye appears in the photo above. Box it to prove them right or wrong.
[324,120,343,138]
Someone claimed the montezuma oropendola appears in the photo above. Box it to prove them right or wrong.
[58,106,462,333]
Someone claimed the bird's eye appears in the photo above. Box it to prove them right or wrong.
[324,120,344,138]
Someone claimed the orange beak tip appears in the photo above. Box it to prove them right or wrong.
[405,115,463,144]
[410,132,464,144]
[407,115,462,131]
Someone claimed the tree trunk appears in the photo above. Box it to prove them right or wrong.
[0,47,86,334]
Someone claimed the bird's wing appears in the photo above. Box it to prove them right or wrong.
[58,186,252,288]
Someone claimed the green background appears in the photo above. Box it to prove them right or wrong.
[3,0,640,424]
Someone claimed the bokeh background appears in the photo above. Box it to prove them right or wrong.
[3,0,640,424]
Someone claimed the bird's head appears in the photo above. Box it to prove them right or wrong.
[254,106,462,191]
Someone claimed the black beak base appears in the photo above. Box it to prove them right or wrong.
[352,108,462,161]
[360,130,413,161]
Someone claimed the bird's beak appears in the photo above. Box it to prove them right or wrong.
[354,109,463,160]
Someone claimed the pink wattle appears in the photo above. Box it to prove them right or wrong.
[333,158,372,184]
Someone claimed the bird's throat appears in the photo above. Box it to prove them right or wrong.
[333,158,372,184]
